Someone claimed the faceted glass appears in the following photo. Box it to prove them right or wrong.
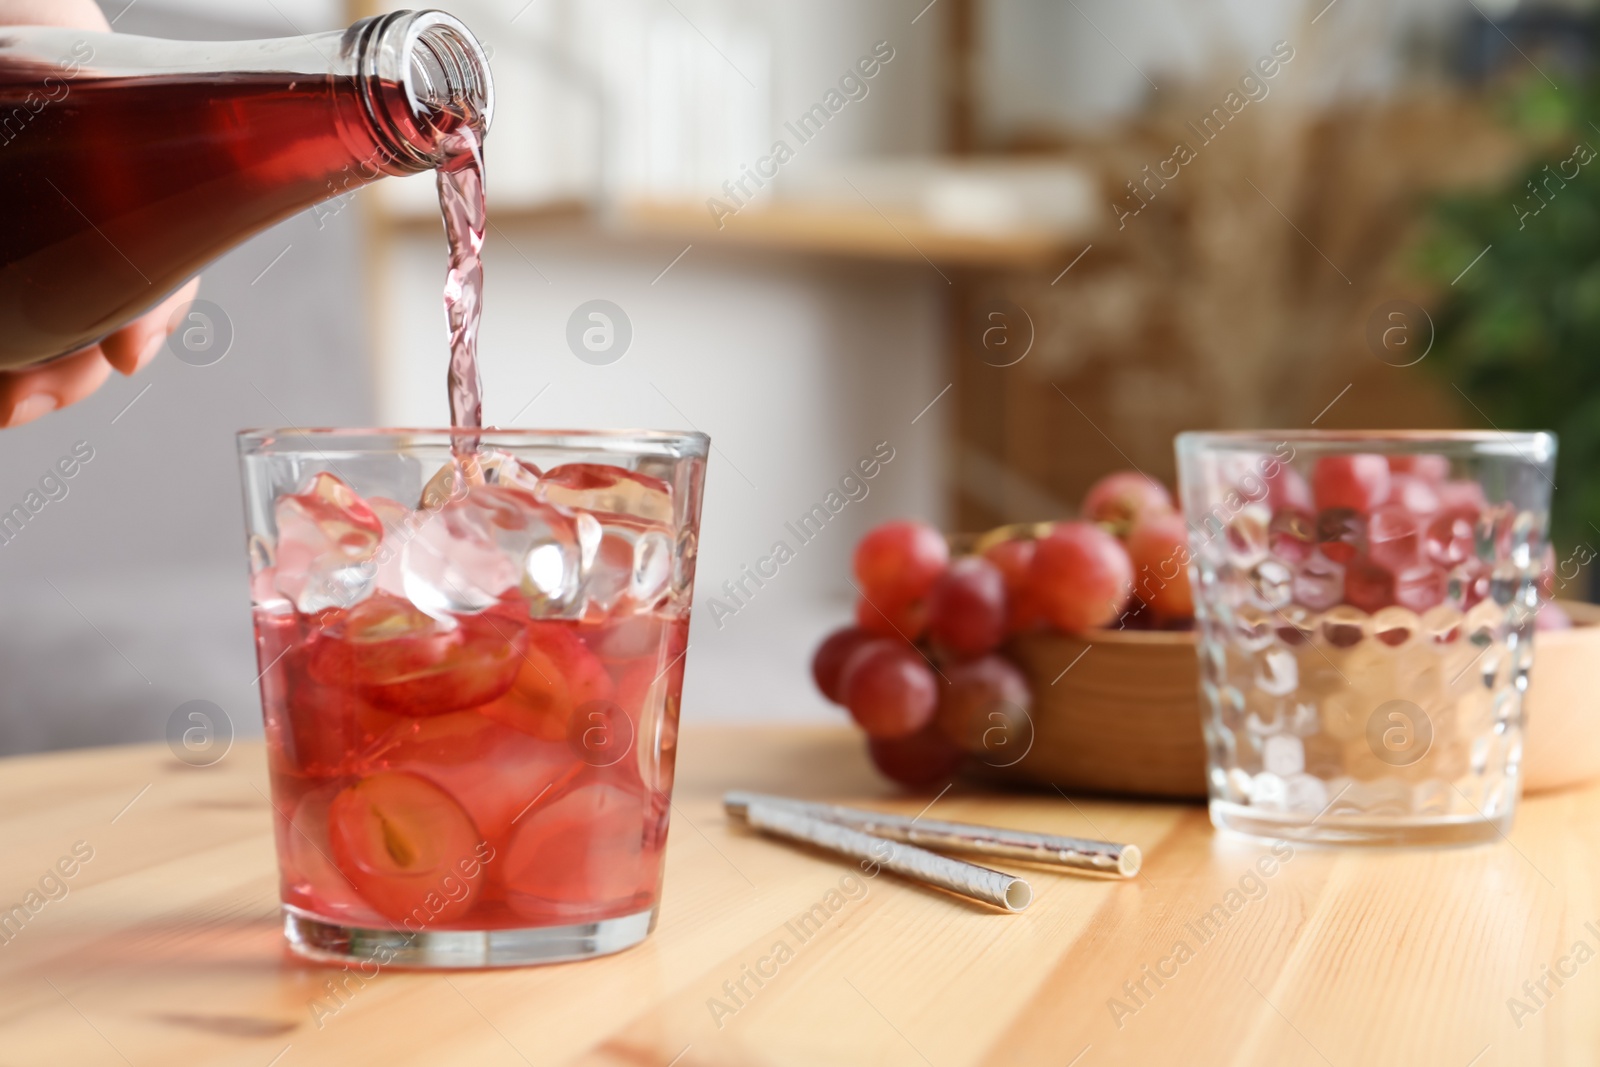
[1175,431,1556,845]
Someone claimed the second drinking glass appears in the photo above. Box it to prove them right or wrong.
[1176,431,1556,846]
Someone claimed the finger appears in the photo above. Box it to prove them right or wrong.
[101,277,203,376]
[0,346,114,428]
[0,0,111,30]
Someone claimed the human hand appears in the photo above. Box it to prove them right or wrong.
[0,0,202,428]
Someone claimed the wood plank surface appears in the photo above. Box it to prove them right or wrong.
[0,726,1592,1066]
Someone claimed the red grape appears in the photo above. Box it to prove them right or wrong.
[1345,560,1395,614]
[1388,454,1449,482]
[1425,509,1477,567]
[1315,509,1366,564]
[866,727,968,788]
[1389,474,1441,515]
[1082,471,1173,529]
[1030,522,1133,633]
[840,642,939,739]
[853,520,949,603]
[935,655,1033,760]
[855,594,928,640]
[1263,464,1314,511]
[982,538,1044,633]
[1437,480,1488,513]
[1126,512,1194,621]
[811,627,874,705]
[927,556,1007,657]
[1366,505,1421,571]
[1394,563,1446,613]
[1268,508,1316,563]
[1450,560,1490,609]
[1312,454,1390,513]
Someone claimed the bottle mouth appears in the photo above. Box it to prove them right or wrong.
[354,10,495,171]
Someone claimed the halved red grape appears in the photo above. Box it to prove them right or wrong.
[364,710,578,843]
[866,727,968,789]
[307,596,527,717]
[477,621,614,741]
[934,655,1033,761]
[502,782,651,916]
[853,521,949,603]
[328,771,486,925]
[283,784,387,925]
[1312,455,1390,513]
[1081,472,1173,529]
[1126,512,1194,621]
[926,557,1007,658]
[982,538,1044,633]
[1030,522,1133,633]
[840,643,939,739]
[811,627,874,704]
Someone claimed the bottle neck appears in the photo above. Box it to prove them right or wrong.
[351,10,494,174]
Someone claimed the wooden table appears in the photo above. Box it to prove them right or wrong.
[0,726,1594,1066]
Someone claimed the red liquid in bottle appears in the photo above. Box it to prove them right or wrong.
[0,72,414,368]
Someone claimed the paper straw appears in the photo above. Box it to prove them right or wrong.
[725,791,1140,878]
[736,798,1032,912]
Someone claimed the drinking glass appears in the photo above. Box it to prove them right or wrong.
[1175,431,1556,845]
[238,428,707,966]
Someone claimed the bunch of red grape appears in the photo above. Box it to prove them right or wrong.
[1271,453,1565,626]
[811,471,1194,788]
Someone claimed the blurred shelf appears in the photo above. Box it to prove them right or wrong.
[383,198,1089,270]
[606,199,1086,269]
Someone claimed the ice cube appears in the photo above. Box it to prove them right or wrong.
[479,448,543,491]
[403,484,590,620]
[273,472,383,614]
[420,451,542,512]
[366,498,413,599]
[582,518,675,615]
[539,464,673,524]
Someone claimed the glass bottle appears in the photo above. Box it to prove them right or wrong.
[0,9,494,370]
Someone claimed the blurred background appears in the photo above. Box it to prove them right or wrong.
[1,0,1592,753]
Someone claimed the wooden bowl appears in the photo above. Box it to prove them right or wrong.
[992,601,1600,799]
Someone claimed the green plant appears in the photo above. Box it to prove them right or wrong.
[1421,81,1600,562]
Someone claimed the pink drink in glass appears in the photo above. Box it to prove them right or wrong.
[240,432,707,966]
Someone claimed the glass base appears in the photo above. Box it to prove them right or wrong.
[1209,800,1512,847]
[283,904,658,969]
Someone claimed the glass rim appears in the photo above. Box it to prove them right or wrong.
[1176,429,1556,460]
[237,426,711,459]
